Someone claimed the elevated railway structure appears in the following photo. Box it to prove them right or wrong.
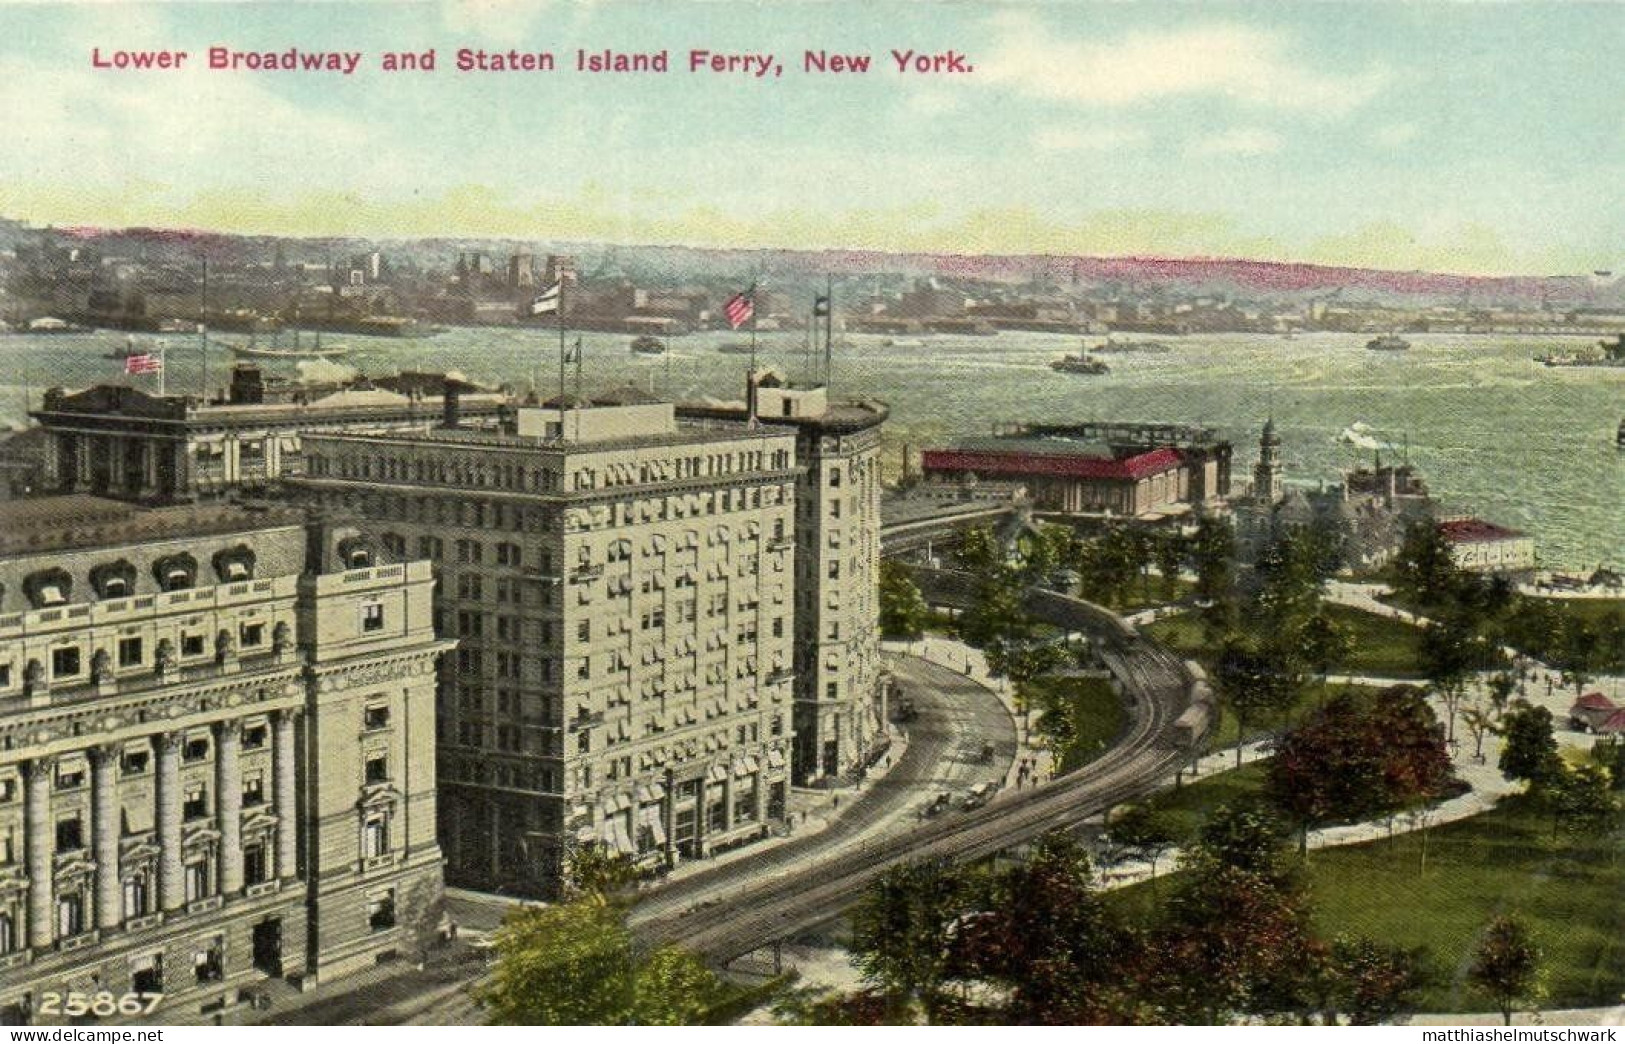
[636,565,1208,965]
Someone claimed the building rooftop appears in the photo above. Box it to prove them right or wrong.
[0,495,302,558]
[923,446,1184,482]
[1438,517,1525,544]
[309,411,791,456]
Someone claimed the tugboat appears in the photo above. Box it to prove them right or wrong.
[630,335,666,355]
[1050,352,1110,375]
[1093,339,1172,354]
[1365,334,1412,351]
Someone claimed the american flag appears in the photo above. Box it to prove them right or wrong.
[723,285,755,330]
[124,353,162,375]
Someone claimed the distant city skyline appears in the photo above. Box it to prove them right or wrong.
[1,1,1621,276]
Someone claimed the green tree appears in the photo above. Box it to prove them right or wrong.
[1154,531,1186,600]
[564,841,641,904]
[1190,514,1236,606]
[1419,617,1481,744]
[1328,936,1433,1026]
[1468,916,1541,1026]
[480,902,639,1025]
[1297,611,1353,691]
[1498,702,1561,788]
[1547,761,1619,840]
[631,946,731,1025]
[1390,518,1460,611]
[879,560,930,641]
[849,856,969,1022]
[1213,635,1304,766]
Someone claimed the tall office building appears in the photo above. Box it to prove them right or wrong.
[0,496,444,1023]
[680,372,889,786]
[289,391,799,896]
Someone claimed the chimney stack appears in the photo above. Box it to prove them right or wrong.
[441,382,461,429]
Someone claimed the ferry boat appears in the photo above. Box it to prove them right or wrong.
[1092,339,1172,354]
[630,335,666,355]
[231,330,352,361]
[1050,352,1110,375]
[884,337,927,348]
[1365,334,1412,352]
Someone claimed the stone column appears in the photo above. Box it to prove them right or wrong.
[272,711,299,881]
[214,721,243,896]
[721,771,734,833]
[692,780,706,857]
[753,771,766,826]
[90,745,122,931]
[23,758,55,950]
[154,733,185,912]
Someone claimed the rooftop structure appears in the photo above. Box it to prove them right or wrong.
[921,422,1231,521]
[30,371,508,501]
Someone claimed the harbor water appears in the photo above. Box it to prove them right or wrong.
[1,328,1619,571]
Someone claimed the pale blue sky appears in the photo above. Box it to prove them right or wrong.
[1,1,1620,274]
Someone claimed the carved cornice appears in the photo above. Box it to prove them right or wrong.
[308,646,448,693]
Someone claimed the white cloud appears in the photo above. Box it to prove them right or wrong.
[439,0,564,46]
[981,16,1389,115]
[1187,128,1283,157]
[1371,121,1420,148]
[1034,126,1148,152]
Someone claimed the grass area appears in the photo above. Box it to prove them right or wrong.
[1020,674,1129,774]
[1142,604,1424,679]
[1111,795,1625,1012]
[1322,602,1425,678]
[1306,795,1625,1011]
[1136,761,1271,841]
[1100,577,1196,614]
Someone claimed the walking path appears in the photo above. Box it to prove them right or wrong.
[1097,583,1621,889]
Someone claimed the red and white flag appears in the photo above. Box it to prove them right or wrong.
[723,285,756,330]
[124,353,162,375]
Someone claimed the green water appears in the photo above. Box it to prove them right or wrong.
[2,328,1619,570]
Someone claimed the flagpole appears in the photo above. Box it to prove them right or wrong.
[823,275,834,387]
[557,280,568,438]
[573,337,583,442]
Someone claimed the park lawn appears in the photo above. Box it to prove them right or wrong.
[1022,675,1128,774]
[1305,795,1625,1011]
[1105,577,1196,615]
[1142,605,1423,679]
[1136,761,1271,842]
[1109,795,1625,1012]
[1321,602,1424,678]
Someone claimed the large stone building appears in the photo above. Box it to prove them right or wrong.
[0,496,444,1023]
[920,422,1232,522]
[679,372,889,787]
[1438,517,1536,574]
[30,369,506,501]
[287,391,800,896]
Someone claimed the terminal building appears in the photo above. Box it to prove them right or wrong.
[0,496,445,1023]
[920,422,1233,522]
[286,390,802,896]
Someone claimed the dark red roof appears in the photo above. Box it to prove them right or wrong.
[1438,518,1524,543]
[1573,692,1616,712]
[1597,709,1625,734]
[922,447,1182,482]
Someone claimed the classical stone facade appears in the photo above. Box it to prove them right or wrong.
[288,394,798,897]
[0,497,445,1024]
[30,375,505,501]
